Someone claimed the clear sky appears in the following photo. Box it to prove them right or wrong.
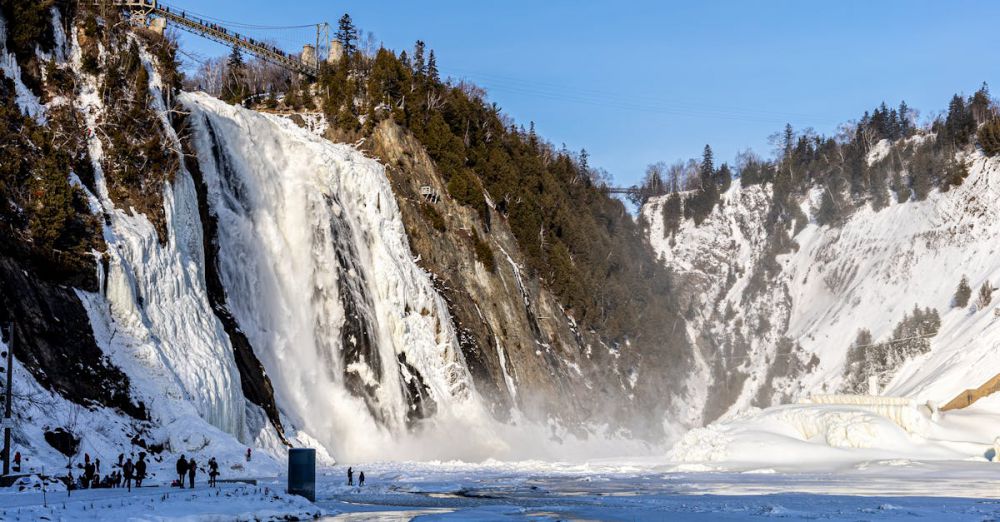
[163,0,999,187]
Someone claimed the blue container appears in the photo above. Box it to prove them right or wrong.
[287,448,316,502]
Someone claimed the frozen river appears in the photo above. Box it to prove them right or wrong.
[313,459,1000,520]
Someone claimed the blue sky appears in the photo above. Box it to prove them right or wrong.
[165,0,998,187]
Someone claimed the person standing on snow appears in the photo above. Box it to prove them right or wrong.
[95,457,101,474]
[188,458,197,489]
[123,458,134,492]
[246,448,252,462]
[13,451,20,472]
[84,460,95,488]
[359,471,365,487]
[135,455,147,488]
[347,466,353,486]
[176,455,188,488]
[208,457,219,487]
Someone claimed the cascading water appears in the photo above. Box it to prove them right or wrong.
[182,92,489,460]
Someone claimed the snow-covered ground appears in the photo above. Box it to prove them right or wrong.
[10,459,1000,521]
[0,480,320,521]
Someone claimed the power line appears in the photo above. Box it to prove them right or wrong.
[163,5,316,30]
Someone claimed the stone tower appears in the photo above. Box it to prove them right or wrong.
[327,40,344,65]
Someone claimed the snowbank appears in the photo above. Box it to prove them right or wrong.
[666,395,1000,471]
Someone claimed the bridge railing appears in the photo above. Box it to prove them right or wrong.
[83,0,319,77]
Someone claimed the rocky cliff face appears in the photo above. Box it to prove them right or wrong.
[371,121,643,432]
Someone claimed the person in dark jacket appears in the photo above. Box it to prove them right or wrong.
[359,471,365,487]
[187,458,197,488]
[208,457,219,487]
[135,455,147,487]
[123,458,134,492]
[84,461,95,489]
[347,466,353,486]
[176,455,188,488]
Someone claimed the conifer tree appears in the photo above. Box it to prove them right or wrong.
[898,100,911,137]
[221,47,246,104]
[661,192,683,237]
[970,82,993,124]
[978,281,993,309]
[954,275,972,308]
[427,50,439,82]
[782,123,794,158]
[413,40,426,76]
[715,163,732,193]
[227,45,244,69]
[700,144,714,179]
[977,118,1000,156]
[816,178,845,226]
[336,14,358,57]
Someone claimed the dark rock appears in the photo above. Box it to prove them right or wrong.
[43,427,80,458]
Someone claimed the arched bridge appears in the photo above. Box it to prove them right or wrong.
[84,0,326,77]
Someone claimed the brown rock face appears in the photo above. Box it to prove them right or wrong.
[367,120,667,435]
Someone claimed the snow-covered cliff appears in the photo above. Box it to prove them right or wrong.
[643,148,1000,430]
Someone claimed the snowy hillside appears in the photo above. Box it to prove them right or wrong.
[644,147,1000,467]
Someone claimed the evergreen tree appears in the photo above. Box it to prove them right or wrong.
[954,275,972,308]
[815,178,845,226]
[978,281,993,309]
[868,161,890,211]
[300,84,313,109]
[970,82,993,124]
[227,45,244,69]
[977,118,1000,156]
[943,94,976,148]
[700,144,714,179]
[715,163,732,193]
[221,47,246,104]
[661,192,683,237]
[284,82,301,109]
[336,14,358,58]
[782,123,794,158]
[427,50,439,82]
[689,145,719,224]
[898,100,912,137]
[413,40,426,75]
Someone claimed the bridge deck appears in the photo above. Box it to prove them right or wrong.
[85,0,318,77]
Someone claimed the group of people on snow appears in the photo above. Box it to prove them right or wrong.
[346,466,366,487]
[62,450,223,492]
[173,455,220,488]
[67,452,147,491]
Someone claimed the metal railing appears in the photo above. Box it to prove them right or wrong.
[84,0,319,76]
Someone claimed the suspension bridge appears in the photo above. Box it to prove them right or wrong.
[84,0,333,77]
[605,187,641,196]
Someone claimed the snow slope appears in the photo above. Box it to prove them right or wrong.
[646,153,1000,413]
[646,149,1000,468]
